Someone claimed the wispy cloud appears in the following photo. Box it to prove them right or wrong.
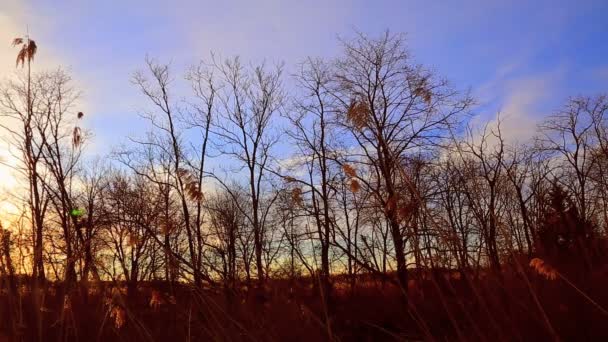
[498,74,560,142]
[471,66,566,144]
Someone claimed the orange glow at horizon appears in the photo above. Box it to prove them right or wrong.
[0,146,20,229]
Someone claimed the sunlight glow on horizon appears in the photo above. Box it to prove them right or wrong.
[0,146,20,229]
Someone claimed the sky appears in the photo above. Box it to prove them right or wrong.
[0,0,607,206]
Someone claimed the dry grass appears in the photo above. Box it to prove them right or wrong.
[1,262,608,341]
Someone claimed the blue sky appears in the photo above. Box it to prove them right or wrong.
[1,0,608,155]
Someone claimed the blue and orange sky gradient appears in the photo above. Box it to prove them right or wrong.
[0,0,607,174]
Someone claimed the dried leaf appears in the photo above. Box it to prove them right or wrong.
[161,222,173,235]
[291,187,303,204]
[16,46,27,67]
[349,179,360,193]
[342,164,357,178]
[186,181,203,202]
[385,195,398,213]
[27,40,37,62]
[177,168,203,202]
[397,205,411,222]
[413,83,432,106]
[346,100,369,130]
[128,233,139,247]
[73,127,82,147]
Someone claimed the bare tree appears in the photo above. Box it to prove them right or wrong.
[211,57,284,288]
[128,58,208,287]
[0,35,47,282]
[331,32,472,293]
[282,58,336,298]
[205,189,243,293]
[36,70,84,287]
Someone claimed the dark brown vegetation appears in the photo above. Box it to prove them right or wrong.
[1,32,608,341]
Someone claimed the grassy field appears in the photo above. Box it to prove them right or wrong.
[1,262,608,341]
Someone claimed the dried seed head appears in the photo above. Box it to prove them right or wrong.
[149,289,163,311]
[110,305,126,329]
[73,127,82,147]
[529,258,558,280]
[63,295,72,311]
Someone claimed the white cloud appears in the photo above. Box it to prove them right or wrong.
[497,72,560,142]
[471,62,566,146]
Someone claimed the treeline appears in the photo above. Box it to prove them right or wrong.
[1,32,608,340]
